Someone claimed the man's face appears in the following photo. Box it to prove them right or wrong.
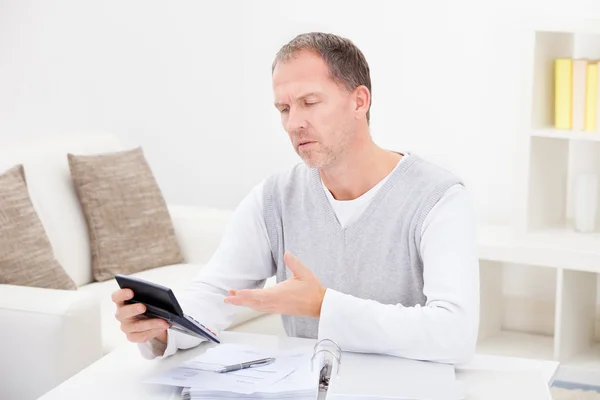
[272,50,358,169]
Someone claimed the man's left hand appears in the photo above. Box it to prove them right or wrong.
[224,251,326,318]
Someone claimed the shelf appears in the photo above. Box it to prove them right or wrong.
[504,23,600,387]
[563,343,600,373]
[476,330,600,387]
[556,343,600,386]
[532,129,600,142]
[478,224,600,273]
[535,19,600,36]
[477,330,555,361]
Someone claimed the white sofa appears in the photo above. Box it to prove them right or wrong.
[0,133,285,400]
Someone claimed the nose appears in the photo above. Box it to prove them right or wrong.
[284,106,307,133]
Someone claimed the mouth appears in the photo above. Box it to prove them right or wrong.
[298,141,316,148]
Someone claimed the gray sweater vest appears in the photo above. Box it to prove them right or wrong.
[263,154,462,338]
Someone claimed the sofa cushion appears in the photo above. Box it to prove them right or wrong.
[68,147,184,282]
[0,133,124,286]
[0,165,76,290]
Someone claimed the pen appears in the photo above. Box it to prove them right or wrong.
[217,357,276,373]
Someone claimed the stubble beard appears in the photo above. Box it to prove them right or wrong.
[295,123,356,169]
[298,143,337,169]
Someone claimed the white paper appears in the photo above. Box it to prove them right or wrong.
[325,351,464,400]
[186,349,320,399]
[257,352,320,394]
[144,344,313,394]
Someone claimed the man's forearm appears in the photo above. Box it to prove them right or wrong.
[317,289,478,364]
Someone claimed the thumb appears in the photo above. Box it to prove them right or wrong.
[284,251,309,278]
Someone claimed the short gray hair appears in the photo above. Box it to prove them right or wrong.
[272,32,372,124]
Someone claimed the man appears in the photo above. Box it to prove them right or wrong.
[112,32,480,363]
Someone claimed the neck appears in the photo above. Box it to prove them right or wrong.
[319,134,402,201]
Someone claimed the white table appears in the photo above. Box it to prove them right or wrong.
[38,332,559,400]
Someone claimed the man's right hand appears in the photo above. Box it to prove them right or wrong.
[112,288,170,345]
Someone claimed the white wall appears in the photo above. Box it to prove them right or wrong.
[0,0,248,208]
[2,0,600,214]
[1,1,599,310]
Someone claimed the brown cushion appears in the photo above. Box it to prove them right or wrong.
[0,165,77,290]
[68,147,184,282]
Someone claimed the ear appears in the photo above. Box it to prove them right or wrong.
[353,85,370,120]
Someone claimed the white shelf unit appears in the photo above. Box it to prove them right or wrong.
[476,21,600,387]
[533,128,600,142]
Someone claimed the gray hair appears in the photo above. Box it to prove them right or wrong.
[272,32,372,124]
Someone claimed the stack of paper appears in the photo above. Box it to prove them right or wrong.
[146,342,465,399]
[181,363,319,399]
[145,344,320,399]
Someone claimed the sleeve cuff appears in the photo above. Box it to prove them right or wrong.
[136,329,180,359]
[162,328,180,358]
[138,341,157,360]
[317,288,346,344]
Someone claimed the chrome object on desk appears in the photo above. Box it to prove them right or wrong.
[216,357,275,373]
[311,338,342,392]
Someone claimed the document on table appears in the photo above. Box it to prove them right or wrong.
[144,344,313,394]
[324,351,465,400]
[181,348,322,399]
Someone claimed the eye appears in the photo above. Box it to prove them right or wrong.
[280,107,289,114]
[305,101,317,106]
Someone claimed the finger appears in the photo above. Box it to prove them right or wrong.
[115,303,146,322]
[126,327,168,343]
[230,289,256,298]
[283,251,308,277]
[224,296,263,309]
[122,318,169,334]
[111,289,134,306]
[228,289,267,300]
[230,296,280,313]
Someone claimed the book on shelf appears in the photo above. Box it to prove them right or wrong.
[555,58,572,130]
[589,62,600,132]
[572,59,587,131]
[554,58,600,133]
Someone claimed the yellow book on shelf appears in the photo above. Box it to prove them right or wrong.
[585,62,598,132]
[597,61,600,133]
[555,58,573,130]
[572,59,588,131]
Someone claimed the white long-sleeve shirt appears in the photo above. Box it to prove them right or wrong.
[140,155,480,363]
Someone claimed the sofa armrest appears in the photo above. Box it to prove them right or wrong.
[168,204,233,265]
[0,284,103,400]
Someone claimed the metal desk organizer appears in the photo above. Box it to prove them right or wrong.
[311,339,342,392]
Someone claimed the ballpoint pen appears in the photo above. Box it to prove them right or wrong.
[217,357,276,373]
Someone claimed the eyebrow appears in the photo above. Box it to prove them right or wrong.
[274,92,320,108]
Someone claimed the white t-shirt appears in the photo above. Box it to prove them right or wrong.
[323,154,405,228]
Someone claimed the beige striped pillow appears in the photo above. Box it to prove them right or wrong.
[0,165,77,290]
[68,147,184,282]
